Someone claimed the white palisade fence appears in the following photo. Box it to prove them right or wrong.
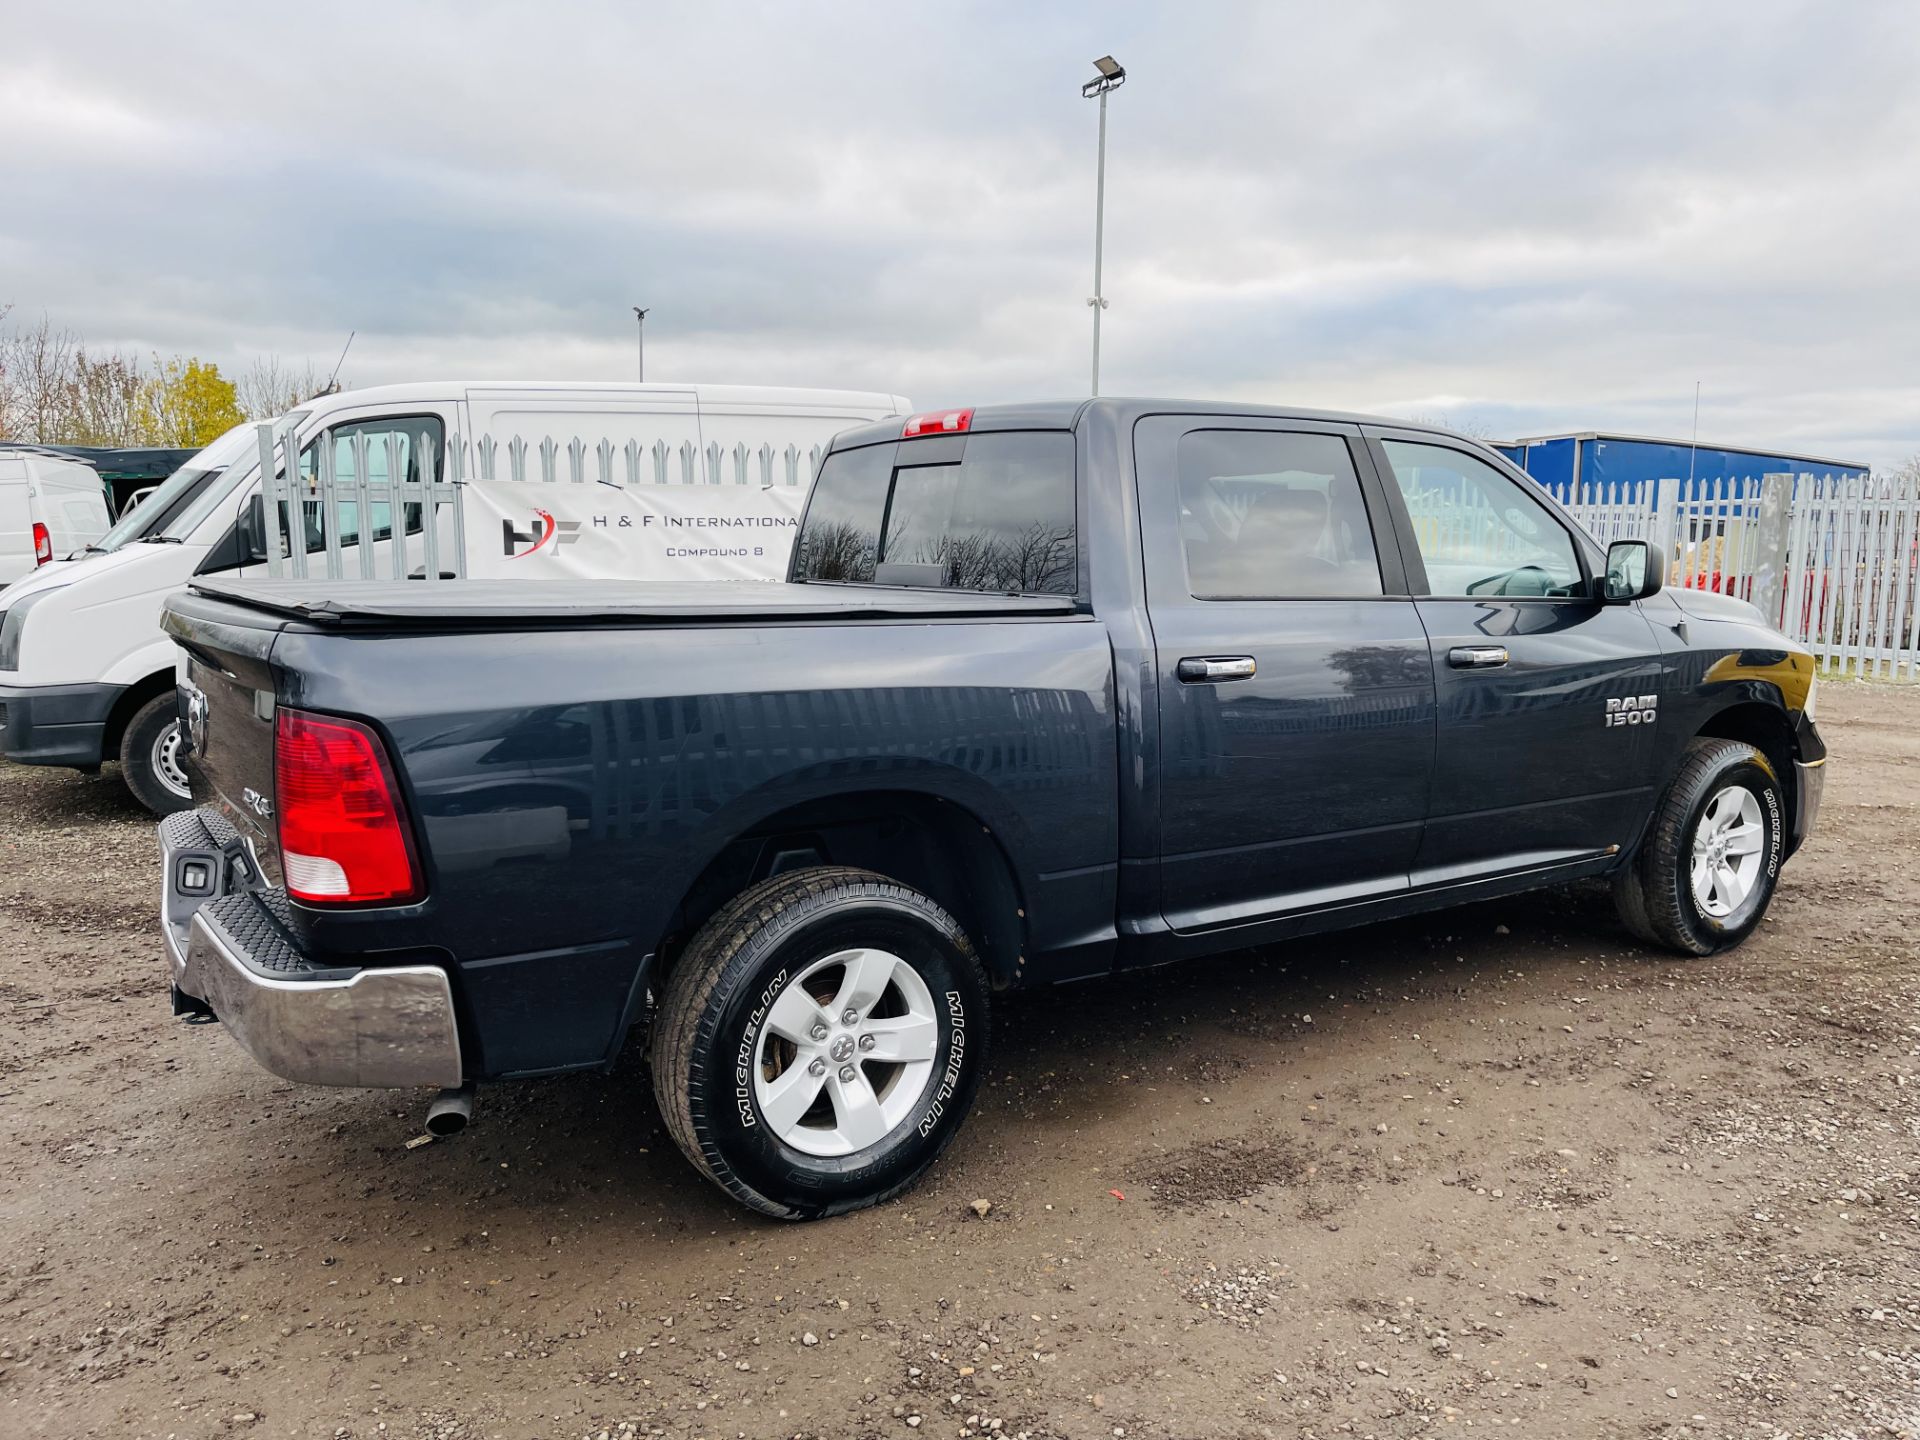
[1782,472,1920,679]
[252,423,829,586]
[1565,471,1920,679]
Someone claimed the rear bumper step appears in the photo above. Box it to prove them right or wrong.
[160,807,462,1088]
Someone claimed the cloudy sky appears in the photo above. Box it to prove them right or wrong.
[4,1,1917,466]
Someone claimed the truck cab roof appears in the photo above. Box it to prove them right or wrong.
[828,398,1497,452]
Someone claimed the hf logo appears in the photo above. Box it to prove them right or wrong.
[1604,694,1659,728]
[502,508,582,559]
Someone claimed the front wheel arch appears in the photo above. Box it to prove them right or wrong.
[1614,736,1786,956]
[117,689,193,815]
[1685,698,1799,832]
[101,670,177,760]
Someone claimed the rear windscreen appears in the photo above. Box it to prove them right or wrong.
[792,431,1076,595]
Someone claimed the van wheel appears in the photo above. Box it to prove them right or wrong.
[120,694,193,816]
[652,866,989,1220]
[1613,737,1785,956]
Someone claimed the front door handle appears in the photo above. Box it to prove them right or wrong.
[1448,645,1510,669]
[1177,656,1257,683]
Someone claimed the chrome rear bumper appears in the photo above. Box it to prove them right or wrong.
[160,808,462,1089]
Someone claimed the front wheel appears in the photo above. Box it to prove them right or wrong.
[1614,737,1786,956]
[120,694,193,816]
[652,866,990,1219]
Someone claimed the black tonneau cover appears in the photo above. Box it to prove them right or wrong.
[185,577,1079,627]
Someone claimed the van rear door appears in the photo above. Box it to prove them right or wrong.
[0,454,32,583]
[27,456,112,560]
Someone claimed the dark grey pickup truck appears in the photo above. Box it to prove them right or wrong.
[158,399,1826,1217]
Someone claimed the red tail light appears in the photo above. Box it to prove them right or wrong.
[274,708,424,905]
[32,522,51,566]
[901,408,973,438]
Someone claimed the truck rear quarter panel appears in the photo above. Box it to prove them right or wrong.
[271,615,1118,1076]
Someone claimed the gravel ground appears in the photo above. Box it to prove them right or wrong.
[2,682,1917,1440]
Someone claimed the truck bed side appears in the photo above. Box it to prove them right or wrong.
[165,590,1119,1079]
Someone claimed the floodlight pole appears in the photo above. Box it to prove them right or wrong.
[632,306,650,383]
[1083,58,1125,397]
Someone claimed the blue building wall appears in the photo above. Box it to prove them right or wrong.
[1495,434,1868,502]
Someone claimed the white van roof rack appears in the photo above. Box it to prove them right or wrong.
[0,443,102,468]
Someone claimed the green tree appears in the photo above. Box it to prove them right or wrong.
[141,357,246,447]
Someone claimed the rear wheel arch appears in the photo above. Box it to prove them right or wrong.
[651,864,993,1218]
[656,788,1030,997]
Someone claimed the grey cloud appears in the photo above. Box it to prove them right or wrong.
[2,0,1916,466]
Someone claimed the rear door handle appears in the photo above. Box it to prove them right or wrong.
[1448,645,1509,669]
[1177,656,1257,683]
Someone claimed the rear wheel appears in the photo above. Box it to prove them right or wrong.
[120,694,193,816]
[1613,737,1785,956]
[652,866,989,1219]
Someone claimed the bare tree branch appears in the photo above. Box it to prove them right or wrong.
[237,355,326,421]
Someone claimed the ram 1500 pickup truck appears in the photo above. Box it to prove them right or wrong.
[157,400,1826,1218]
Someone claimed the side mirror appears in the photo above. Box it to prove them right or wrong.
[239,494,271,563]
[1603,539,1663,602]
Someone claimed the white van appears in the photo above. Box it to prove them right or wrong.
[0,447,114,586]
[0,381,908,813]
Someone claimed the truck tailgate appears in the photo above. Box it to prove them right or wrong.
[165,597,285,880]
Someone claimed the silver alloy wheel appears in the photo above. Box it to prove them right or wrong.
[752,947,941,1158]
[154,720,192,799]
[1689,784,1765,918]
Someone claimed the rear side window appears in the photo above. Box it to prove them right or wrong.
[1178,430,1384,598]
[794,432,1076,595]
[792,442,892,583]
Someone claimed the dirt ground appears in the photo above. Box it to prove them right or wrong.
[3,684,1917,1440]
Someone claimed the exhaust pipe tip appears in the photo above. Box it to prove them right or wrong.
[425,1082,474,1137]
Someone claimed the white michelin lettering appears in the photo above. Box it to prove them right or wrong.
[734,967,788,1129]
[917,990,968,1138]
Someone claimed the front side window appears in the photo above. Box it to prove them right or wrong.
[324,418,441,489]
[257,416,444,556]
[305,416,443,550]
[1178,430,1383,598]
[794,432,1076,595]
[1382,440,1582,597]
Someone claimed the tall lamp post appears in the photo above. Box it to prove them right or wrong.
[1081,55,1125,396]
[632,306,650,382]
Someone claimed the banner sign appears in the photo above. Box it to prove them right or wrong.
[461,482,806,581]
